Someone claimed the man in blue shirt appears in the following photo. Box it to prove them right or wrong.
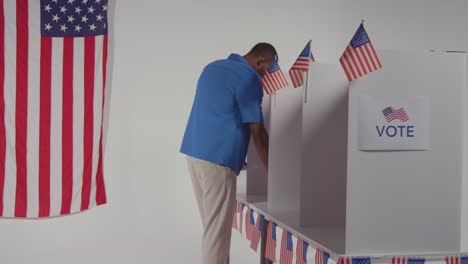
[180,43,275,264]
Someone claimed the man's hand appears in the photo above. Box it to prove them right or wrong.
[249,123,269,170]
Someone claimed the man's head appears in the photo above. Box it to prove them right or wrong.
[244,43,278,77]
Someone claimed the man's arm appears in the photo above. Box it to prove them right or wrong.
[249,123,269,170]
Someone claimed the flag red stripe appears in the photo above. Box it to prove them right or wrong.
[96,35,107,205]
[39,37,52,217]
[15,0,28,217]
[61,37,74,215]
[354,47,368,75]
[358,46,372,73]
[339,58,352,81]
[0,0,5,217]
[369,43,382,68]
[81,36,95,211]
[364,44,377,70]
[343,50,357,80]
[347,46,362,77]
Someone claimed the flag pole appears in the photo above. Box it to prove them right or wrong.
[304,40,312,104]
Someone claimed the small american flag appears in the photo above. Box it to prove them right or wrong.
[280,230,293,264]
[461,256,468,264]
[352,257,371,264]
[392,257,407,264]
[315,248,330,264]
[261,59,289,95]
[246,208,256,241]
[250,214,264,251]
[338,257,351,264]
[265,221,277,262]
[447,256,460,264]
[340,23,382,81]
[289,41,315,88]
[232,200,238,230]
[0,0,108,218]
[238,202,244,234]
[382,107,409,123]
[296,239,308,264]
[408,259,425,264]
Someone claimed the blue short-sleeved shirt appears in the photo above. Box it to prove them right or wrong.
[180,54,264,175]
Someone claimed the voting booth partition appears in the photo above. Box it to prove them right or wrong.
[240,50,467,259]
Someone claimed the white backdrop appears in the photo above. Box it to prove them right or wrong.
[0,0,467,263]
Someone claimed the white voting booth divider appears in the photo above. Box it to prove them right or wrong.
[240,50,467,259]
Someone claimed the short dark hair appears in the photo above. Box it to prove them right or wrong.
[247,43,278,62]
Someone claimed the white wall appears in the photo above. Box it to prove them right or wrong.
[0,0,467,263]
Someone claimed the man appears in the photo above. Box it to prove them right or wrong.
[180,43,275,264]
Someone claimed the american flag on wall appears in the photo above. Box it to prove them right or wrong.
[265,221,277,262]
[0,0,109,218]
[250,213,264,251]
[289,41,315,88]
[261,59,289,95]
[296,238,308,264]
[280,230,293,264]
[339,23,381,81]
[315,248,330,264]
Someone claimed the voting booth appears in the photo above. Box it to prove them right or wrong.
[243,50,467,256]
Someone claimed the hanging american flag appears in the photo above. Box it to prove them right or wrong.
[447,256,460,264]
[280,230,293,264]
[339,23,381,82]
[261,59,289,95]
[0,0,109,218]
[245,208,256,240]
[247,208,257,241]
[289,41,315,88]
[338,257,351,264]
[250,213,264,251]
[352,257,371,264]
[237,201,244,234]
[392,257,407,264]
[408,259,425,264]
[265,221,277,262]
[315,248,330,264]
[296,239,308,264]
[232,200,238,230]
[461,256,468,264]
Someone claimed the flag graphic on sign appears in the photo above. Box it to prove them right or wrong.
[296,238,308,264]
[315,248,330,264]
[289,41,315,88]
[280,230,293,264]
[0,0,109,218]
[382,107,409,123]
[261,59,289,95]
[250,214,264,251]
[265,221,277,262]
[340,23,382,81]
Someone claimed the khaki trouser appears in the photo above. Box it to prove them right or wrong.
[186,156,237,264]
